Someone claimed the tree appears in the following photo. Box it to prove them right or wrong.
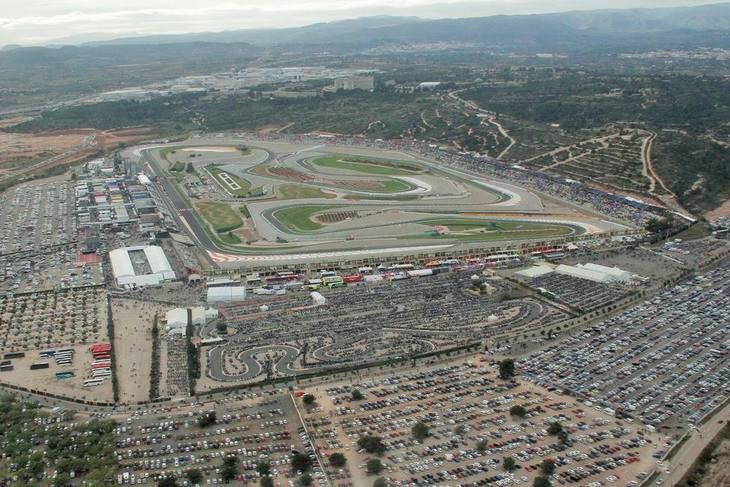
[412,421,430,441]
[292,452,312,473]
[510,405,527,418]
[503,457,517,471]
[302,394,316,406]
[541,459,556,476]
[558,430,570,445]
[454,425,467,437]
[352,389,364,401]
[185,469,203,485]
[299,473,313,486]
[256,461,271,477]
[476,439,488,453]
[329,452,347,468]
[646,217,672,234]
[358,435,387,456]
[261,477,274,487]
[197,411,216,428]
[533,476,552,487]
[499,359,515,379]
[373,478,388,487]
[221,456,238,482]
[547,422,563,435]
[158,478,178,487]
[367,458,384,475]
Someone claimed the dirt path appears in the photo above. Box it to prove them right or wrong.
[486,118,516,159]
[641,131,674,196]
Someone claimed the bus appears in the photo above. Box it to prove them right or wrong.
[323,275,345,288]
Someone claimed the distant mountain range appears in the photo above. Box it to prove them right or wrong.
[74,3,730,49]
[2,3,730,70]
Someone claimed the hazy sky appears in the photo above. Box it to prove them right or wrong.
[0,0,726,46]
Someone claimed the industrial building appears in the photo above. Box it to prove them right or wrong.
[109,245,176,288]
[207,286,246,304]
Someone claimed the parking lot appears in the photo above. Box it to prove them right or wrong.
[114,391,320,486]
[298,358,661,487]
[521,258,730,431]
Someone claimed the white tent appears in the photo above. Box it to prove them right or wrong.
[207,286,246,304]
[165,308,188,332]
[310,292,326,306]
[515,265,554,279]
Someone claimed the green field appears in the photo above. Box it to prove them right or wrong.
[416,218,576,241]
[207,165,252,196]
[278,184,336,200]
[196,201,243,233]
[274,205,340,232]
[311,155,422,176]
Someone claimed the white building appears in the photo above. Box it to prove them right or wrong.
[109,245,176,288]
[207,286,246,304]
[417,82,442,90]
[580,263,633,282]
[334,76,374,91]
[554,263,632,284]
[515,264,554,280]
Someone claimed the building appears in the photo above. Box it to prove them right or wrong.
[207,286,246,304]
[554,263,632,284]
[333,76,374,91]
[515,264,554,280]
[109,245,176,288]
[417,82,442,90]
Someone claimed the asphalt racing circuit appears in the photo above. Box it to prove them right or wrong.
[124,135,630,267]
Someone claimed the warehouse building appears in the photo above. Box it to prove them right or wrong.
[109,245,176,288]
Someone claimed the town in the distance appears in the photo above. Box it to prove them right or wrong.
[0,3,729,487]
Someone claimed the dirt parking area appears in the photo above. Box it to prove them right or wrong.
[0,343,113,402]
[298,356,661,487]
[112,298,170,404]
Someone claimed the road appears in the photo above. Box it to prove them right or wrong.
[659,404,730,486]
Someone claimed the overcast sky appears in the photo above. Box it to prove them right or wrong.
[0,0,726,46]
